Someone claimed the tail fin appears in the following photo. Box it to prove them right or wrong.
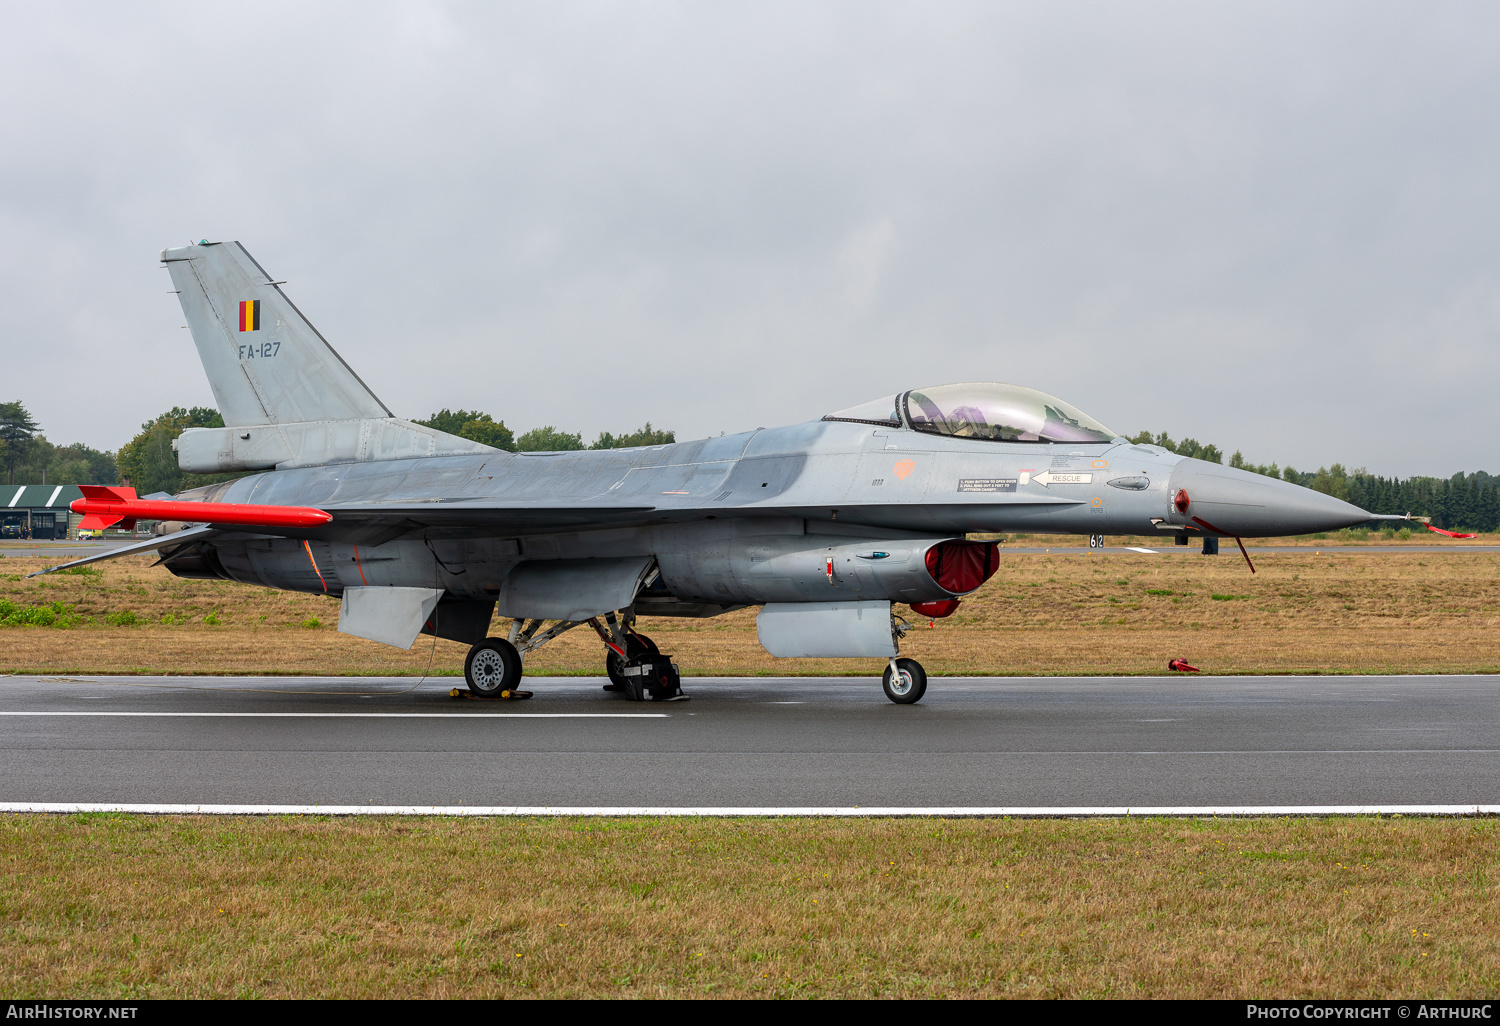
[161,241,392,427]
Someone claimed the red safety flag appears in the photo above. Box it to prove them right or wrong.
[1426,524,1477,539]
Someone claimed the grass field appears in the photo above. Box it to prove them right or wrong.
[2,539,1497,677]
[3,541,1496,1000]
[0,813,1495,999]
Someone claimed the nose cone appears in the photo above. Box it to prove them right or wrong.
[1169,459,1371,537]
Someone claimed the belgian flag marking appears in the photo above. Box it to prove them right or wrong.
[238,299,261,332]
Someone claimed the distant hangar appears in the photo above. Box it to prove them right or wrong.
[2,485,83,540]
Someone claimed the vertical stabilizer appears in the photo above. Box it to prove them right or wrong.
[161,241,392,427]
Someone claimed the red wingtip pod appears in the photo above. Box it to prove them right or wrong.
[910,599,961,619]
[1168,658,1200,673]
[70,494,332,530]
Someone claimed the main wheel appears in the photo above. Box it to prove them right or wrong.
[605,631,660,689]
[465,637,523,697]
[882,658,927,705]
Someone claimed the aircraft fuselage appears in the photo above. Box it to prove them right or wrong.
[166,419,1370,610]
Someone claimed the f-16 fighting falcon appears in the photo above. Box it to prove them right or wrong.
[35,242,1407,703]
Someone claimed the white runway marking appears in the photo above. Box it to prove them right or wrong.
[0,711,667,719]
[0,804,1495,817]
[1125,547,1159,553]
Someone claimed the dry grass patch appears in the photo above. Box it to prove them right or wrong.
[0,547,1497,676]
[0,814,1495,998]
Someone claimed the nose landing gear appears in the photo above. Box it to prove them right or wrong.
[882,657,927,704]
[881,611,929,704]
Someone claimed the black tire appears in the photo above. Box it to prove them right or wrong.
[882,658,927,705]
[605,631,660,688]
[465,637,523,696]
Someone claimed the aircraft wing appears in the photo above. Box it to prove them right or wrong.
[309,496,1080,539]
[310,502,660,542]
[29,491,1078,577]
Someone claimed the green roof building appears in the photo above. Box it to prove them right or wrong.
[1,485,84,539]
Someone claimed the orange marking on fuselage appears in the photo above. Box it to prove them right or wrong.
[303,540,328,592]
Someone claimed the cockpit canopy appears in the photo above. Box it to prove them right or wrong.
[823,381,1117,444]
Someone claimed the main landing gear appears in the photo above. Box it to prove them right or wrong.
[593,612,687,702]
[460,608,687,702]
[463,637,526,698]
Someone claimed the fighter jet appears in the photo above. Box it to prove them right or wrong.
[36,241,1397,703]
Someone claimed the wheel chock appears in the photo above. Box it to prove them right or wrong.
[449,688,534,700]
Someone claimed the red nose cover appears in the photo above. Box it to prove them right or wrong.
[924,540,1000,594]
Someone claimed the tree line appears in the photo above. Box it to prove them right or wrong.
[0,400,116,487]
[412,410,674,454]
[110,407,677,495]
[0,399,677,496]
[1,398,1492,529]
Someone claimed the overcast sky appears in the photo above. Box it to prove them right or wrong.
[2,1,1496,477]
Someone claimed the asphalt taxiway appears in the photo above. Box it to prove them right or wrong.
[0,673,1495,811]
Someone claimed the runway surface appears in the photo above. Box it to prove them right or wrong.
[1,673,1496,811]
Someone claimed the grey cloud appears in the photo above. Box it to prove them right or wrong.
[1,1,1496,476]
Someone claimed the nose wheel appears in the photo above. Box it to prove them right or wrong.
[882,657,927,704]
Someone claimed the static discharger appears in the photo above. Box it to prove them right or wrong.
[71,485,333,532]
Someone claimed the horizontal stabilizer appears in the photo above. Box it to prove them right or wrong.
[27,526,219,578]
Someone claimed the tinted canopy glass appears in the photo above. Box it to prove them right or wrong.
[903,382,1116,443]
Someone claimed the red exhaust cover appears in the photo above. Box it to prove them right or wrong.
[910,599,961,619]
[71,486,332,531]
[924,539,1000,594]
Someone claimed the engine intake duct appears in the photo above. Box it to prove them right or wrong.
[924,539,999,595]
